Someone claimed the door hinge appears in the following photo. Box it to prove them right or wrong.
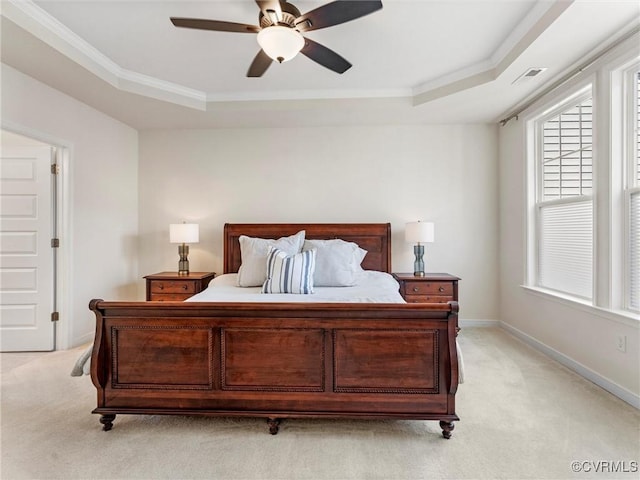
[51,238,60,248]
[51,163,59,175]
[51,311,59,322]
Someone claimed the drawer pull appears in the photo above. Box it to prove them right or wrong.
[183,284,188,290]
[439,286,445,292]
[159,284,164,290]
[413,287,419,292]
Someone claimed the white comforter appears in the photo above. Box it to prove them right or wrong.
[185,271,405,303]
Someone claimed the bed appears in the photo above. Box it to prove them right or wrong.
[88,223,460,437]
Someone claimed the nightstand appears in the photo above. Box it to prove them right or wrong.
[392,273,459,304]
[144,272,216,301]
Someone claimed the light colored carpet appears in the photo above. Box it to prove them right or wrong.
[1,328,638,480]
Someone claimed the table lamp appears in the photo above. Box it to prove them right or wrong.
[405,221,434,277]
[169,223,199,275]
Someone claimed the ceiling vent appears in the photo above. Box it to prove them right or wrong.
[512,67,548,84]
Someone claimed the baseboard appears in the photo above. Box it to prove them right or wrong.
[500,322,640,409]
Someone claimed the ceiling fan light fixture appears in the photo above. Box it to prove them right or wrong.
[257,26,304,63]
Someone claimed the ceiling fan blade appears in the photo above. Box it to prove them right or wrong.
[295,1,382,32]
[247,49,273,77]
[255,0,283,24]
[170,18,260,33]
[300,37,351,74]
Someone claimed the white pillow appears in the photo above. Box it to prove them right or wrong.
[262,247,316,294]
[302,239,366,286]
[237,231,305,287]
[357,247,368,270]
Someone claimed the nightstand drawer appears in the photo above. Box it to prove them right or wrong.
[404,281,453,296]
[404,295,453,304]
[150,281,195,294]
[145,272,216,302]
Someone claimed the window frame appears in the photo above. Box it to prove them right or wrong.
[531,86,595,300]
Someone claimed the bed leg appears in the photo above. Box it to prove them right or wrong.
[267,418,281,435]
[439,420,454,439]
[100,414,116,431]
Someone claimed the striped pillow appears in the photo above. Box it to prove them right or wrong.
[262,246,316,294]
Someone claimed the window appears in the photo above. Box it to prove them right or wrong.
[626,70,640,312]
[534,92,593,299]
[527,51,640,318]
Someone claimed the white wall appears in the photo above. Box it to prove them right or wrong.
[1,64,139,348]
[498,95,639,403]
[139,125,499,321]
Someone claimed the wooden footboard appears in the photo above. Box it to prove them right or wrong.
[89,300,460,438]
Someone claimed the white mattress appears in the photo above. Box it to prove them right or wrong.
[186,270,405,303]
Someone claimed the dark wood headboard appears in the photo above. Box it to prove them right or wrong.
[223,223,391,274]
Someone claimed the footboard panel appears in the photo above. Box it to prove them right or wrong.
[222,327,325,391]
[333,329,439,394]
[90,301,459,436]
[112,326,214,389]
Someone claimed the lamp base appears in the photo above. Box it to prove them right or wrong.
[413,244,425,277]
[178,244,190,276]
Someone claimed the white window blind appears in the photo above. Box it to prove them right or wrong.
[628,71,640,312]
[535,94,594,299]
[542,98,593,200]
[636,71,640,182]
[630,191,640,311]
[538,200,593,299]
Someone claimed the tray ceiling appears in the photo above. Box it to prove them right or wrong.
[1,1,639,128]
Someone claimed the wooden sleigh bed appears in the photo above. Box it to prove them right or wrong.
[89,223,460,438]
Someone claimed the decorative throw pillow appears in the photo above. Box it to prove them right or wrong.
[302,239,366,286]
[237,231,305,287]
[262,247,316,294]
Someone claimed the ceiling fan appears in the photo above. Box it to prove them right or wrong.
[170,0,383,77]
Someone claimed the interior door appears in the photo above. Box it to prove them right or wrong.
[0,146,55,351]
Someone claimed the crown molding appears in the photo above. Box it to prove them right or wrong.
[206,87,411,103]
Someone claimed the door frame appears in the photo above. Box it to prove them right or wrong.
[2,122,72,351]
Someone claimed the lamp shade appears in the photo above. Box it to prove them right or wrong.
[257,26,304,63]
[405,221,434,243]
[170,223,199,244]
